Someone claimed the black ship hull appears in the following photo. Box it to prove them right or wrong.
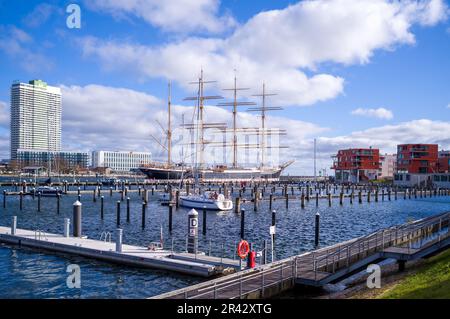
[140,166,283,181]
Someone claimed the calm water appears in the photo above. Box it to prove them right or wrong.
[0,184,449,298]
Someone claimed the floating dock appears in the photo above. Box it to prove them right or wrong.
[153,211,450,299]
[0,226,240,277]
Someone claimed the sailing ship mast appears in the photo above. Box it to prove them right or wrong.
[218,76,256,168]
[167,81,172,166]
[183,69,224,170]
[248,83,282,168]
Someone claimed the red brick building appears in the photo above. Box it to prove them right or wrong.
[438,150,450,173]
[332,148,380,183]
[396,144,438,174]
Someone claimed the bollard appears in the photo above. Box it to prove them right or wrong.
[110,187,113,197]
[116,228,123,253]
[328,193,331,207]
[269,194,273,210]
[367,191,371,203]
[120,190,124,202]
[301,193,305,209]
[11,216,17,235]
[126,197,130,222]
[57,193,60,214]
[169,204,173,232]
[77,187,81,196]
[240,209,245,239]
[100,196,104,219]
[202,206,207,235]
[142,202,147,228]
[73,201,82,237]
[187,209,198,254]
[358,191,362,204]
[253,191,258,212]
[93,189,96,202]
[315,212,320,248]
[339,192,343,205]
[64,218,70,237]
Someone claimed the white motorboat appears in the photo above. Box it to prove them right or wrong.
[179,191,233,211]
[35,186,62,197]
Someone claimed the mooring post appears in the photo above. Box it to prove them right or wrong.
[19,191,23,210]
[169,204,173,232]
[176,190,180,209]
[64,218,70,237]
[187,209,198,254]
[358,191,362,204]
[339,192,343,205]
[126,197,130,222]
[328,193,332,207]
[73,200,82,237]
[100,196,104,219]
[315,212,320,248]
[116,228,123,253]
[235,197,241,214]
[77,194,81,202]
[77,187,81,196]
[142,201,146,229]
[301,193,305,209]
[271,209,276,262]
[262,240,267,265]
[116,201,121,226]
[315,193,319,207]
[202,206,207,236]
[110,187,113,197]
[285,193,289,209]
[269,194,273,210]
[37,192,41,212]
[240,209,245,239]
[57,193,60,214]
[11,216,17,235]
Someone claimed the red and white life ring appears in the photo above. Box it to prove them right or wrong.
[237,240,250,259]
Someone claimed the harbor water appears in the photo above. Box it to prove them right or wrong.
[0,184,449,298]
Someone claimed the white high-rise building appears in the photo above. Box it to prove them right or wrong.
[92,151,152,172]
[10,80,62,160]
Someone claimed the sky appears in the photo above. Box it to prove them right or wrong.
[0,0,449,175]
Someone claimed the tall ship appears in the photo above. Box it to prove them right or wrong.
[140,71,293,181]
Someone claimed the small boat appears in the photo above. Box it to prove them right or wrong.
[100,178,120,186]
[35,186,62,197]
[179,191,233,211]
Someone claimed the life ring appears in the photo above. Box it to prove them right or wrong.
[237,240,250,259]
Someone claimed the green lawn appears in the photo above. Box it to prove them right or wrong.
[379,249,450,299]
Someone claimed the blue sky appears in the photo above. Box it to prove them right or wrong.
[0,0,449,174]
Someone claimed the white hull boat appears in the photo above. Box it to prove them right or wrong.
[179,192,233,211]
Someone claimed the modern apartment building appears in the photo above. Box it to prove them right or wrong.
[379,154,396,178]
[331,148,380,183]
[16,149,89,171]
[438,150,450,173]
[91,151,152,172]
[396,144,438,174]
[10,80,62,160]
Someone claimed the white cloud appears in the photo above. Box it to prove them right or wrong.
[0,101,9,128]
[351,107,394,120]
[22,3,62,28]
[83,0,236,34]
[78,0,448,107]
[0,25,53,73]
[447,103,450,108]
